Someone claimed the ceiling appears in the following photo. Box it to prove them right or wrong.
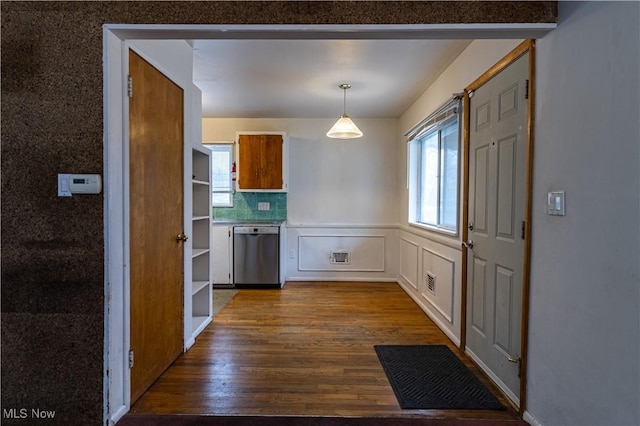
[192,38,472,118]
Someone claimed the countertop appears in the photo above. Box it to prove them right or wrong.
[212,220,285,225]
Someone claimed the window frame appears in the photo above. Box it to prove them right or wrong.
[407,97,462,236]
[203,142,234,208]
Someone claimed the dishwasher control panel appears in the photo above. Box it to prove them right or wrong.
[233,226,279,234]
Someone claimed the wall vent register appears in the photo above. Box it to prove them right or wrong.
[427,272,436,295]
[330,250,351,264]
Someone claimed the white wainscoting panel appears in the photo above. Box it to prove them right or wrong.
[421,247,455,323]
[396,228,462,344]
[285,225,398,281]
[298,234,385,272]
[399,237,419,290]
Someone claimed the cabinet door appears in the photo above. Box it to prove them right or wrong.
[260,134,283,189]
[238,134,262,189]
[238,134,283,190]
[212,226,231,284]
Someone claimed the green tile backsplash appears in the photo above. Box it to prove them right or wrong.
[213,192,287,221]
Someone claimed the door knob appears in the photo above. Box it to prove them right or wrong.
[462,240,474,249]
[508,356,521,363]
[176,233,189,242]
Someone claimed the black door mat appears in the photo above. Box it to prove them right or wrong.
[374,345,505,410]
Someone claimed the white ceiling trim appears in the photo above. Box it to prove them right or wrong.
[105,23,556,40]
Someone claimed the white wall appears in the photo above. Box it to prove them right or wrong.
[396,39,522,344]
[526,2,640,425]
[203,118,399,282]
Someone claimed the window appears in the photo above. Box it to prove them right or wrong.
[407,97,461,234]
[205,143,233,207]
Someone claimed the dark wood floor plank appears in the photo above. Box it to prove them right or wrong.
[131,282,520,420]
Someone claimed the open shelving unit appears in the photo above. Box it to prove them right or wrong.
[189,146,213,344]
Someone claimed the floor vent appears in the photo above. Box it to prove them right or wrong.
[330,250,351,265]
[426,272,436,295]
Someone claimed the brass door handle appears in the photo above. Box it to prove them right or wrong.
[176,233,189,242]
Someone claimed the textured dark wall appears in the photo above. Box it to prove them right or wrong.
[0,1,556,425]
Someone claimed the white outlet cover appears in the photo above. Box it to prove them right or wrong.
[257,202,270,211]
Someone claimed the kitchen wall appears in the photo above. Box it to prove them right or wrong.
[396,39,523,344]
[202,118,399,282]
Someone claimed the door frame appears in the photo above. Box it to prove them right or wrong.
[459,39,535,414]
[104,35,195,423]
[104,27,552,425]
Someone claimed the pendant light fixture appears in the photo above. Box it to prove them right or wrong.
[326,83,363,139]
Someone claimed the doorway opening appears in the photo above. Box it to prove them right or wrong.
[104,24,548,425]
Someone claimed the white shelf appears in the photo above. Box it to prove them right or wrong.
[192,248,210,258]
[192,280,209,295]
[188,146,213,347]
[191,315,212,336]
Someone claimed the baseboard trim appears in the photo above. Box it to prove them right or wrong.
[523,411,542,426]
[285,277,397,283]
[110,404,129,426]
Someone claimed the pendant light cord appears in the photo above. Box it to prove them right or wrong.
[343,87,347,116]
[339,83,351,116]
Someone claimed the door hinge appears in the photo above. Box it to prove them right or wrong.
[128,349,134,369]
[127,75,133,98]
[524,79,529,100]
[521,221,526,240]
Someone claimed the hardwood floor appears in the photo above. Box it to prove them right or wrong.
[131,282,521,421]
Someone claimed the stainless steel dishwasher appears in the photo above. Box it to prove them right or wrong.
[233,225,280,288]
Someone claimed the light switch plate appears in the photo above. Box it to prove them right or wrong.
[58,173,72,197]
[257,202,270,211]
[547,191,565,216]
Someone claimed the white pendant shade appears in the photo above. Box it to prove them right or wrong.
[326,115,363,139]
[327,83,363,139]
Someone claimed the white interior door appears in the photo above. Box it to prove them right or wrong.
[466,52,529,404]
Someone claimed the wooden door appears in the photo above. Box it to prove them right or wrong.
[129,50,184,403]
[466,52,529,403]
[260,134,283,189]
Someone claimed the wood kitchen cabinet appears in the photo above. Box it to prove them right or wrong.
[237,132,287,191]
